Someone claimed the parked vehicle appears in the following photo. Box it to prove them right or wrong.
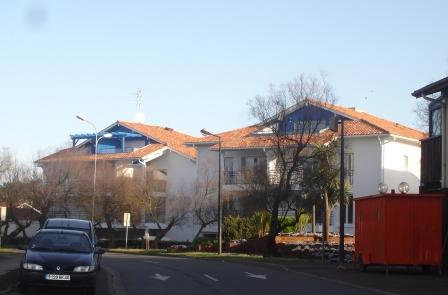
[42,218,102,269]
[19,229,105,294]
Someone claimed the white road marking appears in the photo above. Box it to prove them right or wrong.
[244,272,267,279]
[145,261,160,264]
[203,274,219,282]
[151,273,170,281]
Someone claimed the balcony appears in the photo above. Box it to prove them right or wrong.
[420,136,441,191]
[224,169,267,185]
[98,147,136,154]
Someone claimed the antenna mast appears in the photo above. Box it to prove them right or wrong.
[135,88,145,123]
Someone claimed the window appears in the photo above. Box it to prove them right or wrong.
[344,153,354,185]
[403,155,408,171]
[430,107,442,137]
[224,157,236,184]
[224,157,234,172]
[293,120,327,133]
[346,195,354,224]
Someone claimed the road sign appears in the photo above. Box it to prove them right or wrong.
[123,212,131,249]
[123,212,130,226]
[0,207,6,221]
[0,206,5,248]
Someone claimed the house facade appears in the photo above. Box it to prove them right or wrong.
[411,76,448,266]
[188,101,426,235]
[38,120,205,242]
[412,77,448,193]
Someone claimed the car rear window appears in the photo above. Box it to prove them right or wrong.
[46,219,90,229]
[30,232,92,253]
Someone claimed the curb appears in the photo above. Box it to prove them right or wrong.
[102,265,127,295]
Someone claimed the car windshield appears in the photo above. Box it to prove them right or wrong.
[29,232,92,253]
[45,227,92,242]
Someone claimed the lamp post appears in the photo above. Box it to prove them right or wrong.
[330,115,346,266]
[76,115,112,222]
[200,128,222,255]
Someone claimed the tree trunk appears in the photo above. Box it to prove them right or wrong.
[193,224,206,242]
[105,219,115,248]
[312,205,316,234]
[264,197,280,257]
[153,220,176,248]
[323,192,330,243]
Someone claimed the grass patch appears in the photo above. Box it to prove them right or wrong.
[0,248,22,254]
[107,248,321,265]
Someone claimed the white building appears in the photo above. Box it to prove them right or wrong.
[187,101,426,235]
[38,120,205,242]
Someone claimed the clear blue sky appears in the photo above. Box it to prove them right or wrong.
[1,0,447,163]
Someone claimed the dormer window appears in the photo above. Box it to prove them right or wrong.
[430,106,442,137]
[293,120,327,133]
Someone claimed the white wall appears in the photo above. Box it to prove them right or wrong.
[146,150,198,241]
[382,138,421,193]
[331,135,421,235]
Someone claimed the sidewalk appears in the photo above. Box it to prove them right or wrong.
[282,262,448,295]
[0,253,21,276]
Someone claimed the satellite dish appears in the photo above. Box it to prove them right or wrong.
[135,111,145,123]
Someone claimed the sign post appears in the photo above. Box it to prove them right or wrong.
[144,229,150,250]
[0,207,7,248]
[123,212,130,249]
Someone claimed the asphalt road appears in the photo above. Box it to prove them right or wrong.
[102,253,381,295]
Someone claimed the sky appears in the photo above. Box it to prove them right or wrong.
[1,0,448,163]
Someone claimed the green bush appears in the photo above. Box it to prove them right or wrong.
[192,236,215,248]
[223,210,271,241]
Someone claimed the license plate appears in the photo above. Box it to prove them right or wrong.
[45,274,70,281]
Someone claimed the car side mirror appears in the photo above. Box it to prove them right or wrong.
[94,247,106,254]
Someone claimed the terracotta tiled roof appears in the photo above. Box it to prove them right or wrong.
[118,121,198,159]
[315,101,427,140]
[187,101,426,151]
[37,144,167,163]
[38,120,199,163]
[187,125,335,150]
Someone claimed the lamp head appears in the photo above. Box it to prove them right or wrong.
[398,182,410,194]
[200,128,211,136]
[76,115,86,121]
[378,182,389,194]
[103,133,112,138]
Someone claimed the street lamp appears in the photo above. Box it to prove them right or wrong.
[200,128,223,255]
[76,115,112,222]
[330,115,346,266]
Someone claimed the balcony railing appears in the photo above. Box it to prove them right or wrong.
[224,169,267,185]
[421,136,442,191]
[98,147,136,154]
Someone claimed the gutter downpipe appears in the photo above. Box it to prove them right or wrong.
[378,136,384,184]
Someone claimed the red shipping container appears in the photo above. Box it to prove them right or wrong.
[355,193,444,271]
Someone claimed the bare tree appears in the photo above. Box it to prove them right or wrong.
[92,162,142,247]
[136,166,192,248]
[248,73,336,256]
[192,166,218,241]
[0,150,36,240]
[413,99,430,131]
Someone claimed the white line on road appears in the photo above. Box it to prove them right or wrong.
[144,261,160,264]
[151,273,170,281]
[203,274,219,282]
[244,272,267,279]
